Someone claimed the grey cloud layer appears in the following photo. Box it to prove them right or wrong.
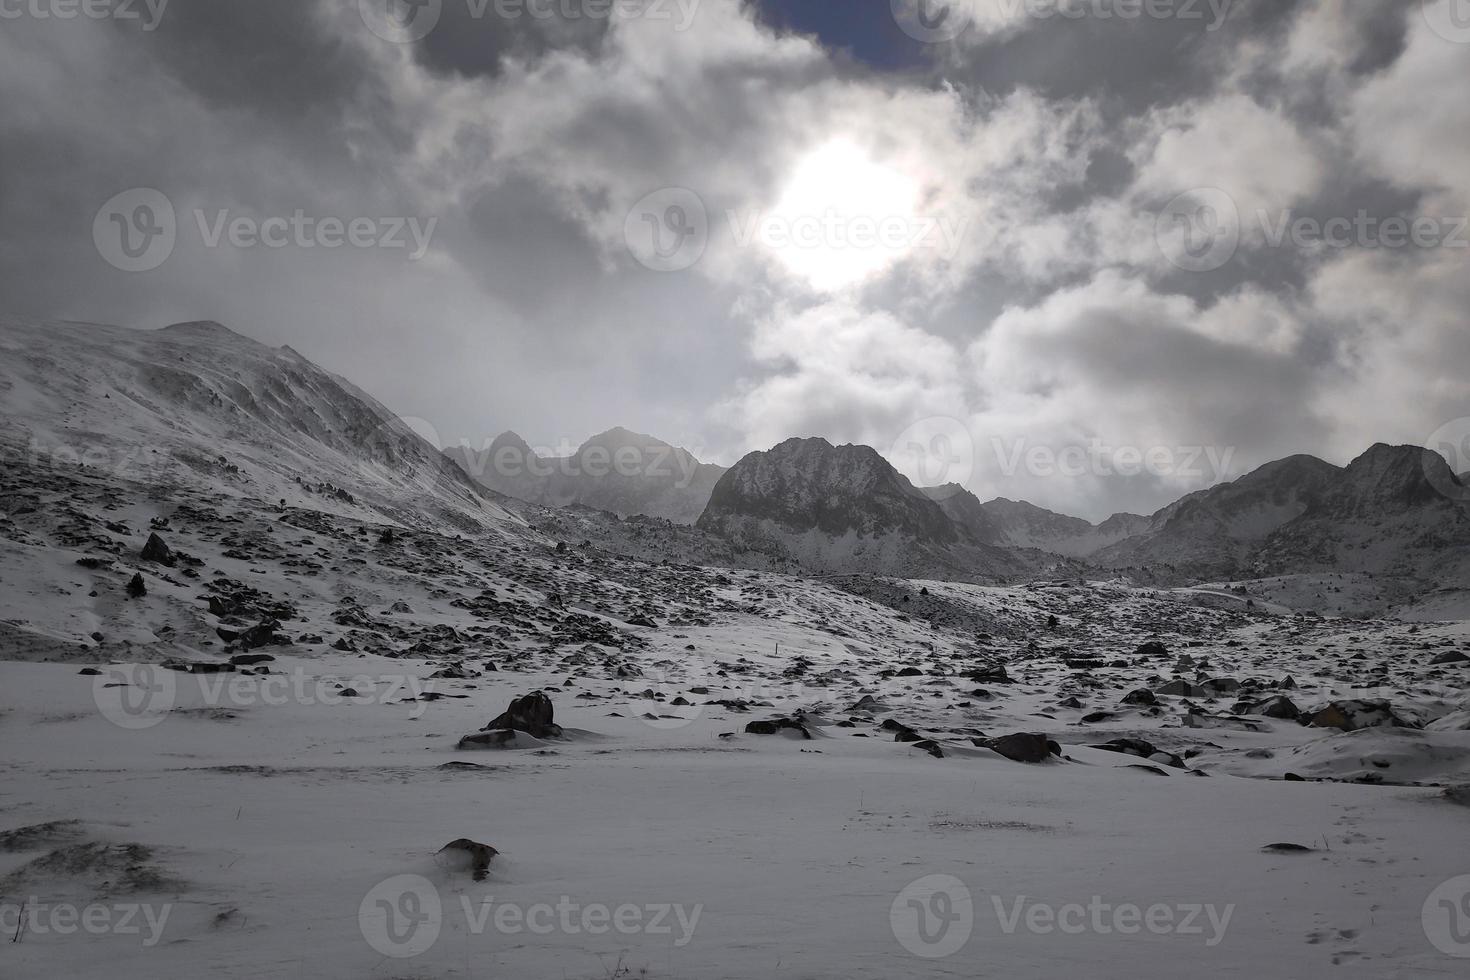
[0,0,1464,520]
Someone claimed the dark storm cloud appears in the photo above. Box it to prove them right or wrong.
[947,0,1283,109]
[0,0,1464,518]
[410,0,609,77]
[111,0,372,116]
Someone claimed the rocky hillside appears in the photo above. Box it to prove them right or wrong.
[1093,454,1342,573]
[697,438,1038,579]
[977,497,1150,557]
[0,316,518,536]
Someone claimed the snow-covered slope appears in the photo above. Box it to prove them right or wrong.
[448,427,726,524]
[0,316,518,536]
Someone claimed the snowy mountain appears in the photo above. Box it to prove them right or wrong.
[447,426,726,524]
[697,437,1036,578]
[696,435,1470,590]
[0,316,519,535]
[976,497,1150,557]
[1253,444,1470,583]
[1093,454,1342,573]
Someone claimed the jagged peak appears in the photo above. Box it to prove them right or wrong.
[488,430,535,455]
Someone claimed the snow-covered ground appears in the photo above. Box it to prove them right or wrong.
[3,451,1470,978]
[2,318,1469,978]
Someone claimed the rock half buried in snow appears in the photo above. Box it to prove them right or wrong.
[976,733,1059,763]
[458,691,564,750]
[436,838,499,881]
[1090,737,1185,769]
[1235,694,1300,720]
[745,717,812,739]
[458,729,556,750]
[1306,699,1418,732]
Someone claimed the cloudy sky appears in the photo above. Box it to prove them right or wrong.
[2,0,1467,520]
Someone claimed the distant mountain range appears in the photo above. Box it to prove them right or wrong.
[445,427,726,524]
[696,435,1470,587]
[4,316,1467,593]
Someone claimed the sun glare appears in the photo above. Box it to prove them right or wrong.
[765,139,923,292]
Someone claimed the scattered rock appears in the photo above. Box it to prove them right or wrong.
[1237,695,1300,721]
[745,717,812,739]
[1090,737,1185,769]
[978,733,1059,763]
[140,532,176,567]
[481,691,562,739]
[436,838,499,881]
[1305,699,1418,732]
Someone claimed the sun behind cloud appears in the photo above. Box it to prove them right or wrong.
[761,139,924,292]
